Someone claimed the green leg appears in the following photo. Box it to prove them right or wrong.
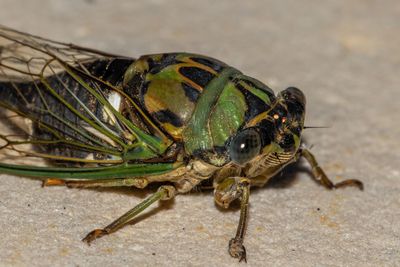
[82,185,176,244]
[300,148,363,190]
[42,177,149,189]
[227,178,250,263]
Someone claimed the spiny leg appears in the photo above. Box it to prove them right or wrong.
[82,185,176,244]
[228,178,250,263]
[300,148,363,190]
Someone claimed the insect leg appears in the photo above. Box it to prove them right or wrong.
[228,178,250,263]
[300,148,363,190]
[82,185,176,244]
[42,177,149,189]
[214,177,250,262]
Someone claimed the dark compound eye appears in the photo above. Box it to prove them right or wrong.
[229,128,261,165]
[279,134,295,149]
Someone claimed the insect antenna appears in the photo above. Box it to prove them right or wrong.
[303,126,330,129]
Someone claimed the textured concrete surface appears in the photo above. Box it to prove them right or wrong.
[0,1,399,266]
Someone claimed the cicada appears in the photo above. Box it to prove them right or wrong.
[0,26,363,262]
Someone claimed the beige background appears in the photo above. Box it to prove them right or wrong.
[0,1,399,266]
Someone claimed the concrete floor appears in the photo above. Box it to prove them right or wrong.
[0,1,399,266]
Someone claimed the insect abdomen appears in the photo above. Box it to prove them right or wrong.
[0,58,134,161]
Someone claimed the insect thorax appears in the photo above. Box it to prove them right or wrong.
[122,53,277,167]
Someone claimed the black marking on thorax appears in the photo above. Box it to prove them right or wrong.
[152,109,184,127]
[235,81,274,121]
[182,82,200,102]
[190,57,225,73]
[179,66,215,88]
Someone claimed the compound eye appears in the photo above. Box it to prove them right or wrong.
[279,134,295,149]
[229,128,261,165]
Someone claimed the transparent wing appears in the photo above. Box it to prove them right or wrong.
[0,26,171,167]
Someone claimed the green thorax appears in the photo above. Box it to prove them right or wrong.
[123,53,275,165]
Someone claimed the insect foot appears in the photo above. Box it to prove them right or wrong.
[82,229,108,245]
[229,237,247,262]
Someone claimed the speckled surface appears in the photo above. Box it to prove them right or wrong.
[0,1,399,266]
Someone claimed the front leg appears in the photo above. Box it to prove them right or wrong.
[300,148,363,190]
[214,177,250,262]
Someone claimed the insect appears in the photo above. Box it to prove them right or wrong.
[0,26,363,262]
